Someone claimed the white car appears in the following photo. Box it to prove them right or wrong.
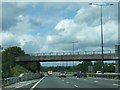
[96,71,102,74]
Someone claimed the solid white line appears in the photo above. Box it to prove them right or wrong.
[74,85,78,88]
[30,77,45,90]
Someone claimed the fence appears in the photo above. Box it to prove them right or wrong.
[2,73,44,86]
[87,73,120,79]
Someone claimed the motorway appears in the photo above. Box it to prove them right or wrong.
[30,76,119,88]
[3,73,120,89]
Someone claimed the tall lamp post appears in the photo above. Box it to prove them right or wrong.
[71,41,78,55]
[89,3,113,73]
[71,41,78,66]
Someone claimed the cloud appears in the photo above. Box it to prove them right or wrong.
[2,3,23,30]
[1,31,43,53]
[44,6,118,51]
[2,2,38,30]
[1,2,118,54]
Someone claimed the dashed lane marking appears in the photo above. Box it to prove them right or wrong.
[74,85,78,88]
[90,77,120,81]
[94,81,98,83]
[113,84,120,86]
[113,84,118,85]
[66,82,69,83]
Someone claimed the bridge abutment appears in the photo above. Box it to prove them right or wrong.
[115,45,120,73]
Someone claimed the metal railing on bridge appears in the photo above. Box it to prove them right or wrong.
[30,50,115,56]
[16,50,118,62]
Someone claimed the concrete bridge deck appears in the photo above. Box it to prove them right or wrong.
[16,50,119,62]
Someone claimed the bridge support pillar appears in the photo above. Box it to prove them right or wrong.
[115,45,120,73]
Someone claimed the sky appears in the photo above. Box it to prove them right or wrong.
[1,1,119,66]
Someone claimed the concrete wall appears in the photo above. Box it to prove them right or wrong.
[2,73,44,86]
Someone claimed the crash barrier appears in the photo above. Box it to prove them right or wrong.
[2,73,44,86]
[87,73,120,79]
[0,78,2,88]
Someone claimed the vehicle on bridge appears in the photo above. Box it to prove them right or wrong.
[47,70,53,75]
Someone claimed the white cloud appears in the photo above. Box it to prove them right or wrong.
[1,2,118,54]
[1,31,43,53]
[45,6,118,51]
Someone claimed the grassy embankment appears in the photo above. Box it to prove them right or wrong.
[12,64,32,77]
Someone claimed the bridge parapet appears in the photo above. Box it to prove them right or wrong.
[30,50,115,56]
[16,50,118,62]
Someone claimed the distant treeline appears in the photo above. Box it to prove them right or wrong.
[41,61,116,73]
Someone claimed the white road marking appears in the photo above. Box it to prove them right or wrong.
[84,79,86,80]
[113,84,119,86]
[15,83,31,89]
[74,85,78,88]
[94,81,98,83]
[66,82,69,83]
[90,77,119,81]
[30,77,45,90]
[14,80,38,89]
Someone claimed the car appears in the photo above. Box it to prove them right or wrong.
[77,71,87,78]
[73,72,77,76]
[96,71,102,74]
[59,71,66,77]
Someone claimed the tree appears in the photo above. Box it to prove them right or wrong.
[2,46,41,78]
[2,48,16,77]
[93,61,103,72]
[104,63,115,72]
[78,61,93,72]
[20,62,41,73]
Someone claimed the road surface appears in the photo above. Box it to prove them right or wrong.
[4,73,119,89]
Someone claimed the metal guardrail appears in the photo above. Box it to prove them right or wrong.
[2,77,20,86]
[2,73,44,87]
[30,50,115,56]
[87,73,120,79]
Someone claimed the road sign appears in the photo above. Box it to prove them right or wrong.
[88,66,93,72]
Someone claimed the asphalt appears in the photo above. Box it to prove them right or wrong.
[30,76,119,89]
[3,72,120,89]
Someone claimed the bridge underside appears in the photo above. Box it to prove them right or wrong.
[16,53,119,62]
[16,59,119,62]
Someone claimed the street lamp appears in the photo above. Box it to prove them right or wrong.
[71,41,78,55]
[71,41,78,66]
[89,2,113,73]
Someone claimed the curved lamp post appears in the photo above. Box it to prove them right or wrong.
[89,2,113,73]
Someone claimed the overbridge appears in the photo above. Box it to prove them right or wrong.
[16,50,119,62]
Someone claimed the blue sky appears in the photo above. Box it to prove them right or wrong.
[1,1,118,66]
